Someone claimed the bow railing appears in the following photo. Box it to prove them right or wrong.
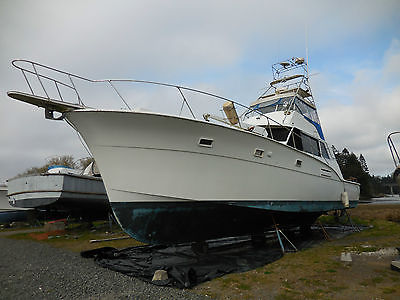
[11,59,293,138]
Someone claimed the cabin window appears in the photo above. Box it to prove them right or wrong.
[302,134,320,156]
[247,96,294,117]
[287,128,303,150]
[264,127,290,141]
[320,142,330,159]
[294,99,319,124]
[287,129,321,156]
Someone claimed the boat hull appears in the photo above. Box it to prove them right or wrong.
[66,109,360,243]
[0,187,29,223]
[111,200,357,244]
[7,173,110,218]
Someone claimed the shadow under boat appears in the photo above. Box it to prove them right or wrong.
[7,163,110,220]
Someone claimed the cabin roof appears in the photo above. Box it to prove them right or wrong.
[250,88,315,109]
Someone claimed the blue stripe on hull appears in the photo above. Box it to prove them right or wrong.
[110,200,356,244]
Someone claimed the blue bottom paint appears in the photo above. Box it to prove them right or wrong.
[0,210,28,224]
[111,200,357,244]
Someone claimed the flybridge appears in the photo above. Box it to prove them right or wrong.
[247,57,325,140]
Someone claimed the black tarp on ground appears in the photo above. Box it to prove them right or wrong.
[81,226,360,289]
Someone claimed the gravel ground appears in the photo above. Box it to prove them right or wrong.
[0,237,210,300]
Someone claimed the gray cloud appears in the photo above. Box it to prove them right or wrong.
[1,0,399,182]
[319,39,400,175]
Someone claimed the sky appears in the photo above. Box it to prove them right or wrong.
[1,0,400,184]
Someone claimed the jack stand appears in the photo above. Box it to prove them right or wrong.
[317,220,331,240]
[342,209,360,232]
[272,216,298,254]
[108,213,114,233]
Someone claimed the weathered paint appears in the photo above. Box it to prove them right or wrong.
[110,200,350,244]
[7,173,110,218]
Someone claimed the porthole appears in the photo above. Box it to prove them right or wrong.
[198,138,213,148]
[254,148,264,158]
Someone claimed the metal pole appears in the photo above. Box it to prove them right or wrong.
[177,87,196,119]
[108,80,131,110]
[32,63,49,99]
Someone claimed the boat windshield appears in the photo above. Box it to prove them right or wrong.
[247,96,293,116]
[293,98,319,125]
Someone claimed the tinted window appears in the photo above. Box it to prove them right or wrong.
[320,142,330,159]
[287,129,320,156]
[266,127,290,141]
[302,134,320,156]
[287,128,303,151]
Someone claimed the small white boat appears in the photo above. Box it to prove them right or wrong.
[7,164,110,218]
[7,57,360,244]
[0,184,29,223]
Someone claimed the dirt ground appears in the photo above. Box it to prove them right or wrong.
[2,204,400,299]
[193,203,400,299]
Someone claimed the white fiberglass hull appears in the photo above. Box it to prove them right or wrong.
[65,109,359,243]
[7,173,109,218]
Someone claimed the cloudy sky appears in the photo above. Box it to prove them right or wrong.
[1,0,399,183]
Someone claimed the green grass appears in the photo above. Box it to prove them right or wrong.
[238,283,251,290]
[382,287,396,294]
[6,221,144,252]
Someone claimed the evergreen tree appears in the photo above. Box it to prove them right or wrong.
[359,154,369,174]
[335,149,371,199]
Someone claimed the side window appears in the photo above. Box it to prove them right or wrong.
[320,142,330,159]
[300,133,320,156]
[287,128,303,151]
[265,127,290,142]
[287,129,320,157]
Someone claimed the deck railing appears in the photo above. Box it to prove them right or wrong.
[388,132,400,168]
[11,59,296,139]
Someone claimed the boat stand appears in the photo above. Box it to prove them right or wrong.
[317,220,331,241]
[272,216,298,254]
[342,209,361,232]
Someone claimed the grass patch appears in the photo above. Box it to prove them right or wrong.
[372,277,384,284]
[329,285,348,292]
[238,283,251,290]
[6,221,144,252]
[326,269,337,273]
[382,287,397,294]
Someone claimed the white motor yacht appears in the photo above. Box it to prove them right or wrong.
[7,57,360,244]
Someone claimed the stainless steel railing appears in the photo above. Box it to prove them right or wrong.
[388,132,400,168]
[11,59,293,137]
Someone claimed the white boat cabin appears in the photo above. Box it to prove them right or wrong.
[243,87,335,166]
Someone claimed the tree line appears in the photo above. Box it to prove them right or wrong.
[17,155,93,178]
[333,147,397,199]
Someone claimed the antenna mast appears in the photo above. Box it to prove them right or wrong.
[305,23,309,78]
